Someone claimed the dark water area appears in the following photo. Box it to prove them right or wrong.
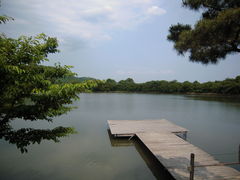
[0,93,240,180]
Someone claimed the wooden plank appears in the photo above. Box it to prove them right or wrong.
[108,120,240,180]
[108,119,188,136]
[137,132,240,180]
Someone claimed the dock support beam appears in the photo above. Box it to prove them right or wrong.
[239,144,240,163]
[183,131,187,140]
[190,153,195,180]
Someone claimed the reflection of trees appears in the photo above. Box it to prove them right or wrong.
[0,123,75,153]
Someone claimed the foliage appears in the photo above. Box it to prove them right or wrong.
[56,76,95,84]
[167,0,240,64]
[117,78,137,92]
[92,76,240,95]
[0,15,14,24]
[0,30,97,152]
[0,33,96,122]
[0,1,14,24]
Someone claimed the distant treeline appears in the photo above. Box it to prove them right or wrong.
[56,76,95,84]
[92,76,240,95]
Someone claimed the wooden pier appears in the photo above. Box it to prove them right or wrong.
[108,119,240,180]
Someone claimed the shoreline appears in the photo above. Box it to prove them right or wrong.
[89,91,240,97]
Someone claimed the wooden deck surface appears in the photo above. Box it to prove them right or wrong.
[108,119,188,137]
[108,119,240,180]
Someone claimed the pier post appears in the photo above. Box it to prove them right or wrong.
[183,131,187,140]
[238,144,240,163]
[190,153,195,180]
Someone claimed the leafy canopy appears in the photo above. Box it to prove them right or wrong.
[0,16,97,152]
[167,0,240,64]
[0,15,14,24]
[93,76,240,95]
[0,33,96,122]
[0,1,14,24]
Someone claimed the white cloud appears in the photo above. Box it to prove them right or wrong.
[146,6,166,15]
[12,0,166,41]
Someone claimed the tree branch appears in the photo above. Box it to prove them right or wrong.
[202,2,223,11]
[235,48,240,52]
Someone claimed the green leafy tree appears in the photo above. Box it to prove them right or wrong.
[181,81,194,92]
[0,2,13,24]
[0,17,96,152]
[0,15,13,24]
[167,0,240,64]
[105,79,117,91]
[117,78,137,92]
[218,78,240,94]
[168,80,182,93]
[0,33,96,123]
[192,81,202,93]
[93,76,240,95]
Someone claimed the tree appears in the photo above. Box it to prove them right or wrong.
[181,81,193,92]
[0,20,96,152]
[167,0,240,64]
[0,1,14,24]
[0,15,13,24]
[117,78,137,92]
[105,79,117,91]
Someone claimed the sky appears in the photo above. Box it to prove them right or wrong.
[1,0,239,82]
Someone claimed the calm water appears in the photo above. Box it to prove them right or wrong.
[0,93,240,180]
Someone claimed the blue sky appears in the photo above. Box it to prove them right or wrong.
[1,0,239,82]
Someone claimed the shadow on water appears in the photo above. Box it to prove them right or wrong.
[0,104,76,153]
[107,130,175,180]
[0,123,75,153]
[185,95,240,104]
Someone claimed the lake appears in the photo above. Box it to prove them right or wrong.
[0,93,240,180]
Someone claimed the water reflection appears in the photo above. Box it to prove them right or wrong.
[185,95,240,104]
[107,130,175,180]
[0,123,75,153]
[0,108,76,153]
